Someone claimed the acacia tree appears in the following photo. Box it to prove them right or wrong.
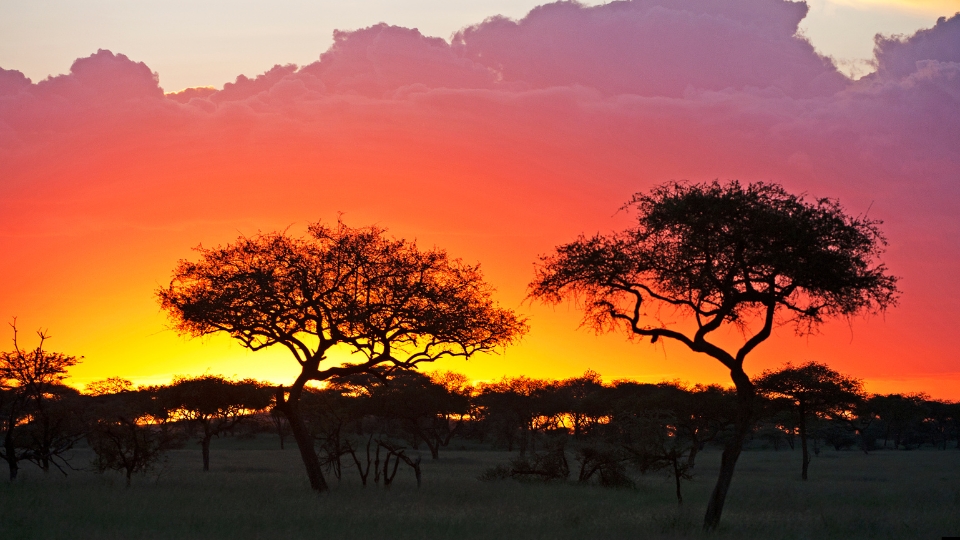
[756,361,863,480]
[357,370,471,460]
[529,180,899,529]
[158,220,526,491]
[164,375,271,471]
[87,384,185,486]
[868,393,929,449]
[0,321,81,480]
[645,382,735,469]
[557,370,607,440]
[475,377,556,455]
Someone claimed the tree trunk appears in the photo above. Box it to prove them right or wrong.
[798,400,810,481]
[286,407,328,492]
[201,433,212,472]
[672,455,683,505]
[277,385,328,493]
[425,434,440,460]
[686,440,700,468]
[271,408,288,450]
[703,370,754,531]
[382,450,402,488]
[4,428,18,481]
[5,455,17,481]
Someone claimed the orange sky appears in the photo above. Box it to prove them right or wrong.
[1,2,959,399]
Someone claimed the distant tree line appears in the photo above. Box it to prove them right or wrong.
[3,327,958,491]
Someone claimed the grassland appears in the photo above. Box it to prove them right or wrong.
[1,437,958,540]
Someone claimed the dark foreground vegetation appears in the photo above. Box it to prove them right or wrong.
[2,347,959,540]
[1,437,958,540]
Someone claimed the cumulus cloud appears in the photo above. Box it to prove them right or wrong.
[872,13,960,79]
[0,68,32,96]
[37,49,164,102]
[1,1,959,390]
[303,24,498,96]
[451,0,847,97]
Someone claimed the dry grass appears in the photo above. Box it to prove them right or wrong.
[1,437,958,539]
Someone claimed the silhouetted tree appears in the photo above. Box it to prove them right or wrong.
[475,376,556,455]
[269,406,291,450]
[869,393,929,449]
[557,370,608,440]
[0,321,81,480]
[164,375,271,471]
[87,383,185,486]
[158,220,526,491]
[529,180,899,529]
[621,381,736,468]
[375,439,422,488]
[359,370,471,459]
[926,399,960,450]
[425,371,474,453]
[19,384,86,475]
[623,411,695,505]
[85,377,134,396]
[756,361,863,479]
[756,406,797,451]
[300,383,367,482]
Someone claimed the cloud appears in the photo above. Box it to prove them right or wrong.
[451,0,848,97]
[303,24,498,97]
[37,49,164,102]
[872,13,960,79]
[0,2,959,389]
[0,68,32,96]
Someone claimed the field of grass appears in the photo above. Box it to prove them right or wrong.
[1,436,958,540]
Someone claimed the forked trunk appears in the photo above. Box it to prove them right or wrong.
[703,370,754,531]
[424,435,440,460]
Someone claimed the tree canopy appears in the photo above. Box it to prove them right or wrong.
[158,220,527,491]
[159,221,525,378]
[163,375,271,471]
[531,181,898,367]
[0,322,82,479]
[529,180,899,529]
[756,361,864,480]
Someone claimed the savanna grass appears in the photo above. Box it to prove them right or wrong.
[1,437,958,539]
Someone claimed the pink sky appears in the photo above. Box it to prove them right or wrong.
[1,0,959,398]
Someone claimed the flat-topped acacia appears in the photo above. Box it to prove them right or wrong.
[530,180,899,529]
[159,220,526,491]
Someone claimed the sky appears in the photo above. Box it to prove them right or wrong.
[1,0,955,89]
[1,0,959,399]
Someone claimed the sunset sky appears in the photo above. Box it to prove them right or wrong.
[1,0,959,399]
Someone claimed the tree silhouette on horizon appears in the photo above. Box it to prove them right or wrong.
[158,219,526,491]
[529,180,900,529]
[756,361,864,480]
